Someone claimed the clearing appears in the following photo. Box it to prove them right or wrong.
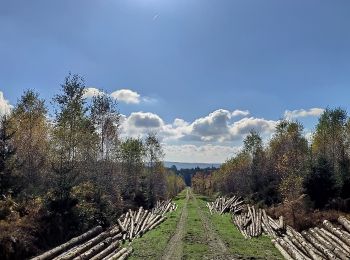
[129,188,282,259]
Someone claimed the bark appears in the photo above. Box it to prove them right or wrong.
[31,226,103,260]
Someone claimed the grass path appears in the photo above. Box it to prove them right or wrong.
[161,188,189,260]
[128,189,283,260]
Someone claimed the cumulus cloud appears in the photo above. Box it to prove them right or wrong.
[284,108,324,120]
[232,109,250,117]
[230,117,277,137]
[179,109,277,142]
[191,109,232,140]
[121,112,165,137]
[128,112,164,128]
[119,109,278,143]
[164,144,240,163]
[83,87,104,98]
[0,91,13,116]
[111,89,141,104]
[83,88,156,105]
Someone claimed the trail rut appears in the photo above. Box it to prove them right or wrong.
[161,189,189,260]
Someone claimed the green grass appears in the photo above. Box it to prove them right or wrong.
[128,190,283,260]
[128,190,186,259]
[182,194,209,259]
[196,195,283,260]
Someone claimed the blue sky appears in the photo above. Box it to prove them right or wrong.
[1,0,350,162]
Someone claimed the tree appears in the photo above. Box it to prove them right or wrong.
[304,156,337,209]
[91,92,120,160]
[120,138,145,204]
[46,74,98,242]
[9,90,49,196]
[0,115,16,197]
[312,108,348,189]
[144,133,166,206]
[268,120,309,201]
[51,74,97,195]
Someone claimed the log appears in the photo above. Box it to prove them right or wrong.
[89,241,120,260]
[117,219,126,234]
[314,227,350,258]
[31,226,103,260]
[286,226,325,260]
[272,239,294,260]
[302,230,338,259]
[55,231,110,260]
[338,216,350,233]
[323,220,350,246]
[280,236,311,260]
[73,238,112,260]
[102,248,127,260]
[319,227,350,254]
[116,247,133,260]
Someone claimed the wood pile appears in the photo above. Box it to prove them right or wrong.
[232,205,285,238]
[151,200,177,215]
[31,200,176,260]
[232,206,350,259]
[213,195,350,259]
[206,196,244,215]
[271,216,350,260]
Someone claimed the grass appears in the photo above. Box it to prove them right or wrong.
[128,190,187,259]
[182,193,209,259]
[196,194,283,260]
[128,189,283,260]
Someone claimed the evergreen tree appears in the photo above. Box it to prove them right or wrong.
[0,115,16,197]
[304,156,337,208]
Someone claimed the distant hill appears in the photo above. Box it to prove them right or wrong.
[164,161,221,169]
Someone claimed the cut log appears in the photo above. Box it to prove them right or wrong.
[102,248,127,260]
[73,237,112,260]
[55,231,110,260]
[302,230,338,259]
[31,226,103,260]
[338,216,350,233]
[272,239,294,260]
[323,220,350,246]
[89,241,120,260]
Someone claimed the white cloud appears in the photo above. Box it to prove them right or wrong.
[119,109,278,143]
[230,117,277,137]
[164,144,240,163]
[83,87,104,98]
[284,108,324,120]
[0,91,13,116]
[111,89,141,104]
[232,109,250,117]
[121,112,164,137]
[191,109,232,140]
[84,88,156,105]
[128,112,164,128]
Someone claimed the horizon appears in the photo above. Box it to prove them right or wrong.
[2,1,350,163]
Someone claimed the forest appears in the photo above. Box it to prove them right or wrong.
[2,75,350,259]
[0,74,185,259]
[192,107,350,230]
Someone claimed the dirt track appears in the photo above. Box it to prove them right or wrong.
[162,189,235,260]
[161,189,189,260]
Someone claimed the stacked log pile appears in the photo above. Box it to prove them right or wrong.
[206,196,244,215]
[232,205,285,238]
[31,200,176,260]
[271,217,350,260]
[208,195,350,259]
[151,200,177,215]
[232,206,350,259]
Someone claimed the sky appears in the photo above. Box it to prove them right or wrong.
[1,0,350,163]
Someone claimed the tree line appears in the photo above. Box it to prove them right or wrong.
[0,74,185,259]
[193,108,350,213]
